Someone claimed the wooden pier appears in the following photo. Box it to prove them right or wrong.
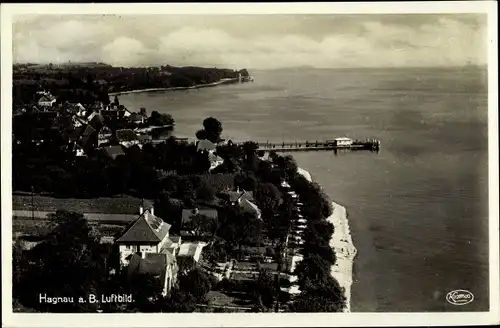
[140,136,381,152]
[238,139,381,153]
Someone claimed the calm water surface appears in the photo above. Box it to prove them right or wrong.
[120,67,489,312]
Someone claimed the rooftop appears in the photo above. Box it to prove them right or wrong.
[222,190,254,203]
[103,145,126,159]
[197,139,216,152]
[116,210,171,244]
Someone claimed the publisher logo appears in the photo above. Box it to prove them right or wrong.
[446,290,474,306]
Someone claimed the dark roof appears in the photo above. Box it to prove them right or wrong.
[79,125,97,148]
[197,139,216,152]
[126,252,176,289]
[116,210,171,244]
[103,145,125,159]
[38,95,55,103]
[116,129,138,141]
[222,190,254,203]
[239,199,262,219]
[89,113,105,126]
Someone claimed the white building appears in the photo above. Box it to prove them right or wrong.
[115,207,179,296]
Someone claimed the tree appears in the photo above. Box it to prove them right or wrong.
[234,172,258,191]
[193,151,211,174]
[178,268,212,301]
[255,182,282,218]
[223,207,263,256]
[159,289,197,312]
[184,213,217,238]
[202,117,223,143]
[127,273,164,312]
[196,183,215,202]
[15,210,107,312]
[195,129,208,140]
[154,195,183,231]
[289,291,345,312]
[177,176,195,206]
[241,141,259,159]
[147,111,175,126]
[254,269,276,309]
[289,275,346,312]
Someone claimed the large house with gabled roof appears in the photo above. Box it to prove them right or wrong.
[115,206,180,295]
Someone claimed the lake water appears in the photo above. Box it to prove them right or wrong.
[120,67,489,312]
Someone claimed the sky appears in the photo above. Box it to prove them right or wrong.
[12,14,488,69]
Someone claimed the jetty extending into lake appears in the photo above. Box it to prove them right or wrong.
[242,138,381,152]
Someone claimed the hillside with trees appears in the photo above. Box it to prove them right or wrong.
[13,63,250,107]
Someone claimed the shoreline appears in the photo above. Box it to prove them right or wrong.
[108,77,240,96]
[296,167,356,313]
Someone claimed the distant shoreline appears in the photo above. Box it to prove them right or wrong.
[109,78,240,96]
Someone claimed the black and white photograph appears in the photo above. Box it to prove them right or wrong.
[1,2,498,327]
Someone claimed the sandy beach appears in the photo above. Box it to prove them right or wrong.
[297,167,356,313]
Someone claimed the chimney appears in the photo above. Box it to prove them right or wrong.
[236,186,240,193]
[139,206,144,215]
[150,207,154,216]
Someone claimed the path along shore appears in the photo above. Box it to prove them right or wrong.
[297,167,357,313]
[108,78,239,96]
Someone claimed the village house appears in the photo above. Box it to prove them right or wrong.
[105,104,132,118]
[72,115,87,128]
[176,241,207,273]
[220,188,261,219]
[196,139,217,154]
[63,102,86,115]
[103,145,126,160]
[115,206,180,296]
[98,125,113,146]
[221,188,254,205]
[37,93,56,108]
[87,102,104,114]
[208,152,224,172]
[238,198,262,220]
[88,112,105,129]
[79,124,98,150]
[73,143,85,157]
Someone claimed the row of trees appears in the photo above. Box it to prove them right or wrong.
[268,154,346,312]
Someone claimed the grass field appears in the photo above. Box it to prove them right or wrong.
[13,217,127,238]
[12,194,151,214]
